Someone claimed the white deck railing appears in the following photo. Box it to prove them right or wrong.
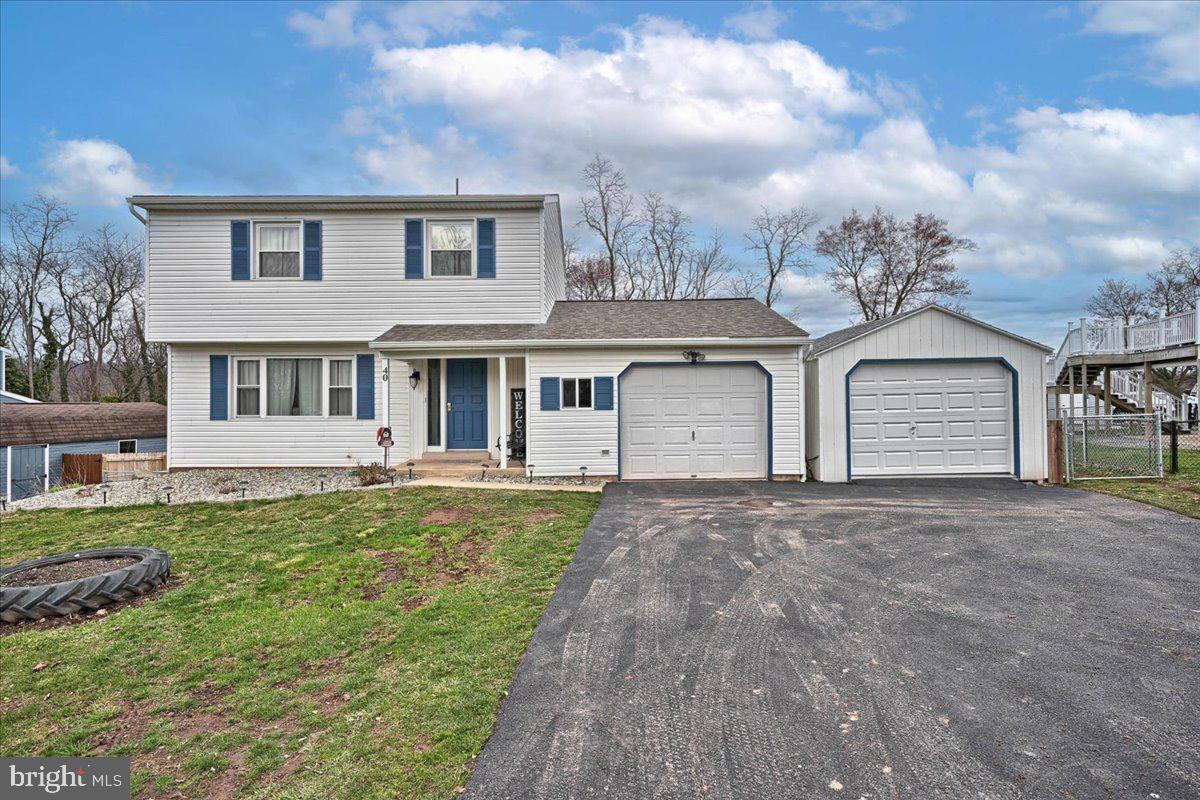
[1050,301,1198,380]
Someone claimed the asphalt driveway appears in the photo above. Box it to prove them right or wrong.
[467,480,1199,799]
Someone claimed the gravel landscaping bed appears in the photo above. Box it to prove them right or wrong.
[8,468,416,511]
[464,474,608,487]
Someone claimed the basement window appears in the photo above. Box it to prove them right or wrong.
[562,378,592,410]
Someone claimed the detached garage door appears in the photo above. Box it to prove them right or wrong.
[621,365,767,479]
[849,361,1011,477]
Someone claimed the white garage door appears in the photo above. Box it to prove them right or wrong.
[849,361,1012,477]
[621,365,768,479]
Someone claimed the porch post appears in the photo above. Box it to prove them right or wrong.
[382,358,391,429]
[499,356,508,468]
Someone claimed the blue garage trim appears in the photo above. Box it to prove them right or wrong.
[615,361,773,481]
[843,357,1020,483]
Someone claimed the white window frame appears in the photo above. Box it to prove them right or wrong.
[253,220,303,281]
[327,358,355,418]
[231,356,360,419]
[561,377,593,410]
[426,218,477,279]
[233,357,263,418]
[118,439,137,454]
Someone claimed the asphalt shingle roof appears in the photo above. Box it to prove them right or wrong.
[0,402,167,447]
[373,299,808,345]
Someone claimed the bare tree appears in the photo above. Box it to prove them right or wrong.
[641,192,692,299]
[684,233,733,299]
[816,208,972,321]
[1085,277,1149,326]
[1146,259,1192,316]
[566,254,615,300]
[72,225,143,400]
[579,154,639,300]
[0,195,75,399]
[744,206,818,310]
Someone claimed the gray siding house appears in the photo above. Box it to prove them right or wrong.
[1,402,167,502]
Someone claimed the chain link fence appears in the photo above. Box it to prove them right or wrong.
[1065,413,1163,481]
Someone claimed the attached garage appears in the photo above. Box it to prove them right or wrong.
[805,305,1052,482]
[620,363,769,479]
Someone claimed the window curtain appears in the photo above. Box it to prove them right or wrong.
[267,358,321,416]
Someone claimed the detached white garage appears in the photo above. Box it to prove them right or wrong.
[804,305,1052,482]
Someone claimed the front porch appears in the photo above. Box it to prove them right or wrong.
[406,450,527,480]
[378,350,528,470]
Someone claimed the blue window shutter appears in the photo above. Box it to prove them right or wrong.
[303,220,322,280]
[540,377,560,411]
[405,219,423,279]
[356,354,375,420]
[594,377,614,410]
[210,355,228,420]
[231,221,250,280]
[477,218,495,279]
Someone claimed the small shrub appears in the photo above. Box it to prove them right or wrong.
[356,462,389,486]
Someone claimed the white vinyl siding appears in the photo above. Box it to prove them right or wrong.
[806,307,1048,482]
[146,208,546,342]
[541,198,565,320]
[167,344,411,468]
[527,345,804,478]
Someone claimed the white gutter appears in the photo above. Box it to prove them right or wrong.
[127,202,147,224]
[369,336,811,351]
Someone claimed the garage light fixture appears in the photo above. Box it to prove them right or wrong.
[682,350,705,364]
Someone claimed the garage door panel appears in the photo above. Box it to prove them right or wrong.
[620,365,767,480]
[625,397,658,418]
[850,361,1011,477]
[980,420,1008,438]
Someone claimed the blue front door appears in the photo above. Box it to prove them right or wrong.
[447,358,487,449]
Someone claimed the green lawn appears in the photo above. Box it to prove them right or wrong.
[1071,445,1200,519]
[0,487,600,799]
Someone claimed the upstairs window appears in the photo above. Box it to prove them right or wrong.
[562,377,592,409]
[256,223,301,278]
[429,221,473,277]
[118,439,137,454]
[328,359,353,417]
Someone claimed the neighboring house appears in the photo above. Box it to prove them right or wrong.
[805,305,1051,482]
[0,346,40,404]
[1,402,167,502]
[130,193,1049,484]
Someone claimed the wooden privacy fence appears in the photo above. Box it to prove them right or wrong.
[61,452,166,486]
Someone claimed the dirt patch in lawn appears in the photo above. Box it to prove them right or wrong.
[421,507,473,526]
[362,531,494,599]
[525,509,563,523]
[0,577,180,637]
[0,556,138,587]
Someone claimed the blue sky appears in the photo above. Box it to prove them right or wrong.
[1,0,1197,343]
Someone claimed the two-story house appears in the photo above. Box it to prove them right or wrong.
[131,194,812,480]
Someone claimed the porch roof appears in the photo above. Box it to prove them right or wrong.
[371,299,808,349]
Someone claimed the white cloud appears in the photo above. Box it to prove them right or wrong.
[289,0,362,48]
[290,0,504,49]
[329,17,1195,285]
[723,1,788,41]
[1083,0,1200,85]
[823,1,910,31]
[41,138,154,206]
[0,155,18,178]
[866,45,904,56]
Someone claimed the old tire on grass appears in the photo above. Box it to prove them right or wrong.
[0,547,170,623]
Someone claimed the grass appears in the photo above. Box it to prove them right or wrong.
[0,487,600,799]
[1070,443,1200,519]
